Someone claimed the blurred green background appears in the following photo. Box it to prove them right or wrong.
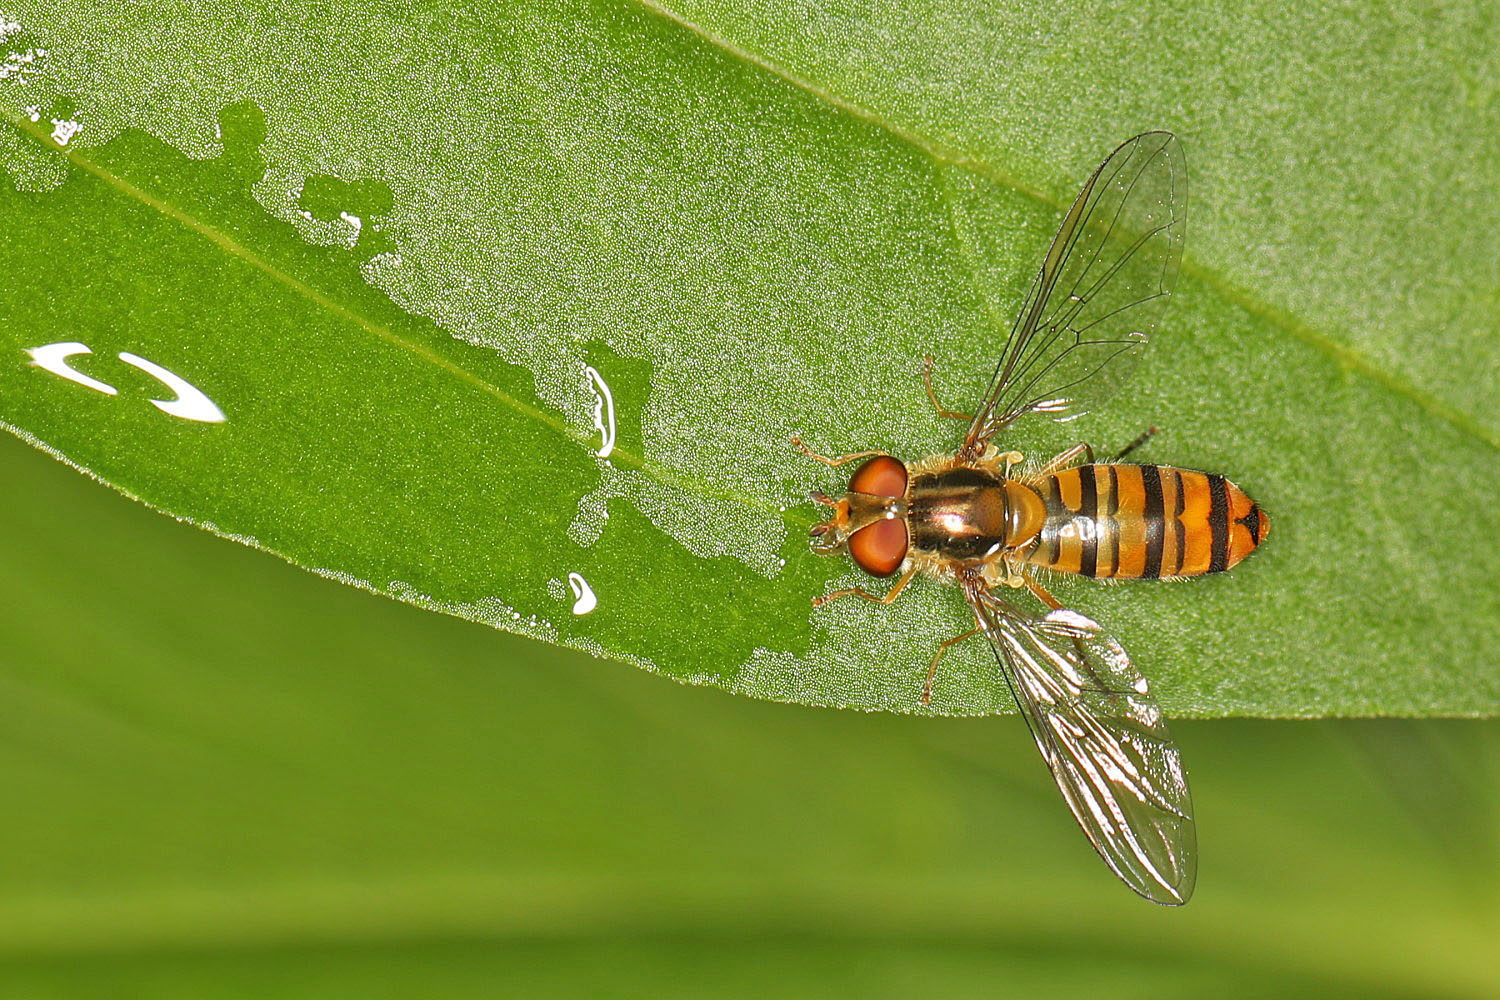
[1,430,1496,997]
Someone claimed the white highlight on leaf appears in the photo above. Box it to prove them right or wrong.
[25,342,117,395]
[567,572,597,615]
[0,18,43,85]
[584,364,615,459]
[383,579,561,646]
[50,118,82,146]
[568,470,614,547]
[117,352,227,423]
[25,342,226,423]
[252,167,362,249]
[567,364,623,547]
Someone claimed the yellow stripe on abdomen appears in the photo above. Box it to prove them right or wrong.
[1026,464,1268,579]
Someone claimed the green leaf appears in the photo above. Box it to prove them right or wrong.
[1,2,1496,717]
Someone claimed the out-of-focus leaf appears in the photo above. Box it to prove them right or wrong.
[2,430,1498,997]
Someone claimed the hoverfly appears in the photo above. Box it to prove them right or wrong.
[793,133,1268,906]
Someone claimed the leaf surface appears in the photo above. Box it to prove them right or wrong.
[1,1,1496,716]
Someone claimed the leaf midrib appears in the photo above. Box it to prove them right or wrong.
[9,5,1494,476]
[1,109,791,524]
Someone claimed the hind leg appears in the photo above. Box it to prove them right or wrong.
[1037,443,1095,476]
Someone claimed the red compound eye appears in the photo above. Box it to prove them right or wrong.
[848,455,907,498]
[849,518,909,577]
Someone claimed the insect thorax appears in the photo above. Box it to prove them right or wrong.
[906,466,1044,563]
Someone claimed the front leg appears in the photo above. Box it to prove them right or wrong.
[813,565,917,608]
[791,436,887,469]
[922,355,974,422]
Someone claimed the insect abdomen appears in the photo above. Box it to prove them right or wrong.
[1026,464,1269,579]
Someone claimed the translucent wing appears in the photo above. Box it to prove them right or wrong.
[964,580,1196,904]
[961,132,1186,459]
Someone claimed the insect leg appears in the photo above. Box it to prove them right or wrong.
[1020,571,1114,692]
[1109,425,1159,462]
[971,448,1026,478]
[1037,443,1096,477]
[1021,570,1065,610]
[920,626,982,704]
[790,436,886,468]
[812,564,918,608]
[922,355,975,421]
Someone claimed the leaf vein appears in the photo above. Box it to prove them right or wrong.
[1,109,789,520]
[629,0,1497,449]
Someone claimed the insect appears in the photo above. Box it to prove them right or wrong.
[792,132,1268,906]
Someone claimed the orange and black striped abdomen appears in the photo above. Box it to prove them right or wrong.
[1025,464,1269,579]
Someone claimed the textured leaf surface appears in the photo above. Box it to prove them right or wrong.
[1,2,1496,716]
